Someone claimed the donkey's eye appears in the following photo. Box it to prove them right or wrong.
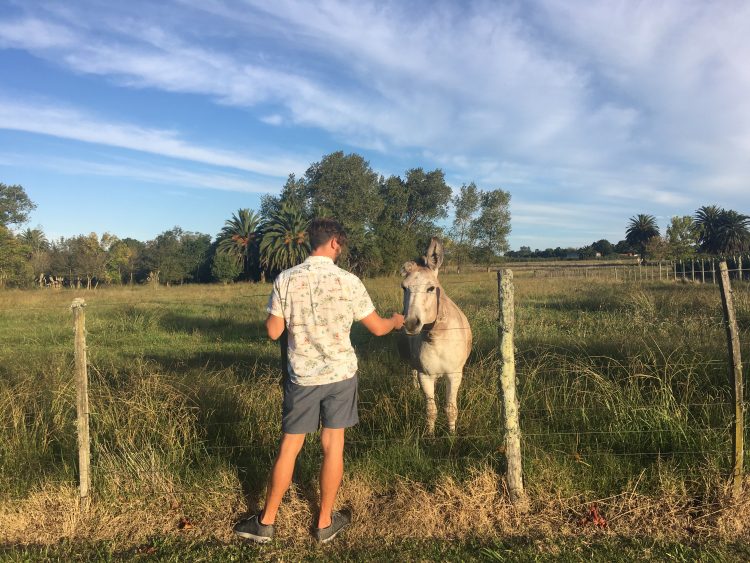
[427,286,436,292]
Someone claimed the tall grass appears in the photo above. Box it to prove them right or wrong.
[0,274,748,547]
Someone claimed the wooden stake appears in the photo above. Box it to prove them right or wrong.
[71,298,91,508]
[497,270,528,509]
[718,262,745,498]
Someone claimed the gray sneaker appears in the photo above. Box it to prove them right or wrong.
[233,513,274,543]
[314,510,351,544]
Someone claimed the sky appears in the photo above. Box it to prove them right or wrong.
[1,0,749,250]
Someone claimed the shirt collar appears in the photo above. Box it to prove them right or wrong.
[305,255,334,264]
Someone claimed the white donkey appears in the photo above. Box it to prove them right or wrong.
[398,238,472,434]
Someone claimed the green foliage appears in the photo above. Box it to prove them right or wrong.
[140,227,212,285]
[625,214,660,259]
[0,225,33,287]
[666,215,698,260]
[0,183,36,227]
[216,209,263,281]
[260,203,310,276]
[469,188,511,264]
[211,251,242,283]
[695,205,750,256]
[450,182,481,269]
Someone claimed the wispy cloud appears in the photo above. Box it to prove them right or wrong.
[0,152,277,193]
[0,97,305,178]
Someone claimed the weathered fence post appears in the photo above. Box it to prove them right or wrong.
[71,298,91,509]
[718,262,745,498]
[497,270,528,509]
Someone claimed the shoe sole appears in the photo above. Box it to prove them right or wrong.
[234,530,273,543]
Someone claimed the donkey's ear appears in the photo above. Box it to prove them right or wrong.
[401,261,418,276]
[423,237,444,272]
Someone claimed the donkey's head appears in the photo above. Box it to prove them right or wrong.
[401,237,444,335]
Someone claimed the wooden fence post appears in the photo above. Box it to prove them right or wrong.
[497,270,528,509]
[71,298,91,509]
[718,262,745,498]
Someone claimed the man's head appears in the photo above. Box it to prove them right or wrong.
[308,218,347,260]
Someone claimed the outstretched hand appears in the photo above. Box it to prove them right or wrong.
[391,313,405,331]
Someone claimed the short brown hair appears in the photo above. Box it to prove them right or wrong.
[308,218,347,250]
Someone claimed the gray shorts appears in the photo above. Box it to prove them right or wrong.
[281,374,359,434]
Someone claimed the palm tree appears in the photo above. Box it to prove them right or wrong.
[260,203,310,277]
[216,209,262,280]
[694,205,724,254]
[695,206,750,255]
[625,214,660,262]
[19,228,48,252]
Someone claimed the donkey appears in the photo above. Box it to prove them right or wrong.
[397,238,472,434]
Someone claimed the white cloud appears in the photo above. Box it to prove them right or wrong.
[0,97,306,178]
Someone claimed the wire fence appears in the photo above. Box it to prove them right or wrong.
[1,270,747,508]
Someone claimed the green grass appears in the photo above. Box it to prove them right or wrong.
[1,272,748,552]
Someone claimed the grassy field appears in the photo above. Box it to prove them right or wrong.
[1,271,749,558]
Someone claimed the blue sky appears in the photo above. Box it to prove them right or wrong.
[1,0,749,250]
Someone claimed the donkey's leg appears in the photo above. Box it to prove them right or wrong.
[417,372,438,435]
[445,371,464,433]
[411,369,420,389]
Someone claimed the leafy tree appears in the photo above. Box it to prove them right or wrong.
[0,225,33,287]
[140,227,209,286]
[625,214,660,261]
[644,236,670,261]
[591,239,613,256]
[260,203,310,277]
[211,251,242,284]
[666,215,698,260]
[469,188,511,265]
[260,174,308,219]
[304,151,382,274]
[614,240,634,254]
[216,209,262,281]
[0,183,36,227]
[450,182,481,272]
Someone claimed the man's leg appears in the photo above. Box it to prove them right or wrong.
[259,432,306,525]
[317,427,345,528]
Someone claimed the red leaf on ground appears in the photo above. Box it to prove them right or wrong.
[579,503,607,528]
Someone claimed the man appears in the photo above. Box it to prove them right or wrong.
[234,218,404,544]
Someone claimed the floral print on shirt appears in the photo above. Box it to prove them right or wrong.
[266,256,376,386]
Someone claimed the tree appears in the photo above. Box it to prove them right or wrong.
[0,183,36,227]
[260,174,308,219]
[260,203,310,277]
[625,214,660,261]
[0,225,33,287]
[216,209,262,281]
[694,205,724,254]
[666,215,698,260]
[644,236,670,261]
[211,251,242,284]
[450,182,481,272]
[695,206,750,255]
[304,151,382,274]
[469,188,511,265]
[591,239,614,257]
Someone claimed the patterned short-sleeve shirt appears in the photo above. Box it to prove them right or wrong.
[266,255,376,386]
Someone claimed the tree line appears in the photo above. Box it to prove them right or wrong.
[0,152,511,288]
[507,208,750,262]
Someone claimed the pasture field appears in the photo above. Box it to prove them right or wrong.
[1,271,749,559]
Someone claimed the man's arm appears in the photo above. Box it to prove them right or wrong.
[265,313,285,340]
[359,311,405,336]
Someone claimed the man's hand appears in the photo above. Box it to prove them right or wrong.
[391,313,405,331]
[360,311,404,336]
